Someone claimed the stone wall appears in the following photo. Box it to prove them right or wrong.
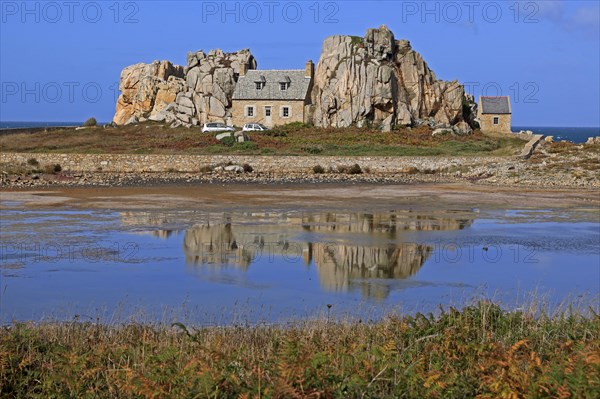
[231,100,306,128]
[479,114,512,134]
[0,152,507,174]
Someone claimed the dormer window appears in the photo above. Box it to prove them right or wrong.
[279,76,291,91]
[254,75,266,91]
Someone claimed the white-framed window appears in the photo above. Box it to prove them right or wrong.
[280,82,288,91]
[255,82,263,90]
[246,106,254,117]
[281,106,290,118]
[265,106,271,117]
[493,117,499,125]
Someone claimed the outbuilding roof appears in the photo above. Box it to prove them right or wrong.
[233,70,311,101]
[480,96,511,114]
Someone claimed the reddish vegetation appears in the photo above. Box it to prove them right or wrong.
[0,122,524,156]
[1,302,598,398]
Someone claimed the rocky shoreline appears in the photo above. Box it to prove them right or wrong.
[1,164,597,191]
[0,170,457,189]
[2,139,598,190]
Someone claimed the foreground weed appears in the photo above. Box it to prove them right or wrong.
[1,302,598,398]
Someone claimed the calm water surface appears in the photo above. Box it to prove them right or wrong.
[1,204,598,324]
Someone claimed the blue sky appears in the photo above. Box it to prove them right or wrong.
[1,0,599,126]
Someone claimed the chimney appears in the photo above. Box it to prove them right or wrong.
[305,60,314,79]
[239,63,247,77]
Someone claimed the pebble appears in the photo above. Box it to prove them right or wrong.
[1,145,598,189]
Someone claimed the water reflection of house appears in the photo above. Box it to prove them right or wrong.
[119,211,473,298]
[172,211,473,299]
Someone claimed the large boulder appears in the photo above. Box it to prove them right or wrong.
[452,121,473,136]
[184,49,256,125]
[113,49,256,126]
[113,61,184,125]
[310,25,472,129]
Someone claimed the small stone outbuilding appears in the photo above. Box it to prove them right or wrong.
[478,96,512,133]
[231,61,314,128]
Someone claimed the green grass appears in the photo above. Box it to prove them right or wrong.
[0,122,526,157]
[1,301,598,398]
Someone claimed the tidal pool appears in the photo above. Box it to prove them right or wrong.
[1,191,598,324]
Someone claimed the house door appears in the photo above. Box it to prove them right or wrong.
[264,106,272,127]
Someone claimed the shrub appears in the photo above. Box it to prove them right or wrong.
[283,121,312,129]
[350,35,363,46]
[331,164,363,174]
[348,163,363,174]
[234,142,258,151]
[221,136,236,147]
[401,166,419,174]
[43,164,62,174]
[263,130,287,137]
[83,117,97,127]
[313,165,325,174]
[242,163,253,173]
[27,158,39,167]
[301,144,323,154]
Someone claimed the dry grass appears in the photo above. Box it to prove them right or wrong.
[1,301,598,398]
[529,142,600,175]
[0,122,526,157]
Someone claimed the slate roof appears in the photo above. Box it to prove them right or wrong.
[480,96,511,114]
[233,70,311,101]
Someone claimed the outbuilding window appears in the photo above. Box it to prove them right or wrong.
[493,117,499,125]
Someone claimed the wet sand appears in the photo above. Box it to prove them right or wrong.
[1,182,598,212]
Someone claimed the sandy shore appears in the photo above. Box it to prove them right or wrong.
[1,182,598,212]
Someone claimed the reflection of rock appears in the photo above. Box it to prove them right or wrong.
[148,230,174,239]
[183,220,251,268]
[301,212,471,234]
[120,212,177,239]
[313,243,431,299]
[182,219,305,270]
[120,210,473,299]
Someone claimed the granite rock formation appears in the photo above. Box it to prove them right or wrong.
[113,61,185,125]
[113,50,256,127]
[310,25,469,130]
[113,26,473,130]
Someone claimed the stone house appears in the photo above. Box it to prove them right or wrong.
[231,61,314,128]
[478,96,512,133]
